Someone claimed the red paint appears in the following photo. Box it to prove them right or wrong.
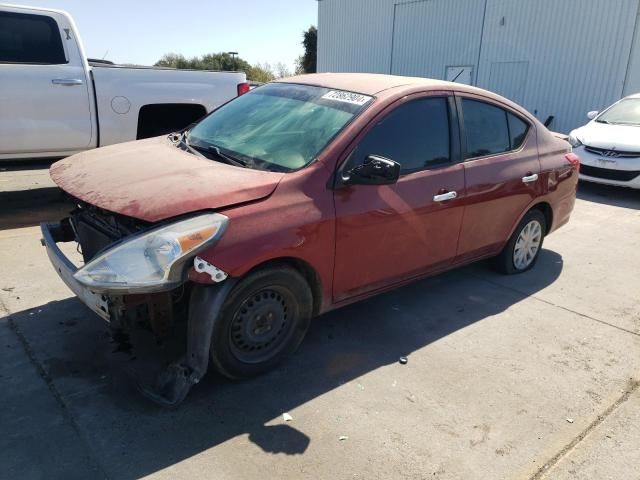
[565,152,581,171]
[237,82,251,96]
[51,73,577,314]
[51,137,284,222]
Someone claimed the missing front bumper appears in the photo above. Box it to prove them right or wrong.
[40,222,111,321]
[41,221,235,407]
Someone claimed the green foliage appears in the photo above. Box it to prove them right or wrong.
[295,55,305,75]
[155,52,275,82]
[247,63,277,83]
[273,62,292,78]
[297,25,317,74]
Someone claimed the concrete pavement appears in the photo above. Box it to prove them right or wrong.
[0,177,639,479]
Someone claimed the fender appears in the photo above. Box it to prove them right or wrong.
[194,163,336,313]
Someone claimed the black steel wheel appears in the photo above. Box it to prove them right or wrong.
[210,266,313,379]
[228,287,295,364]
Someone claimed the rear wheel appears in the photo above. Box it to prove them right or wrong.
[210,266,313,379]
[495,209,546,274]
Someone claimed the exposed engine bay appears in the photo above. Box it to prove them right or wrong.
[69,201,149,262]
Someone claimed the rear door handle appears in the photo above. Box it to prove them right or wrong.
[51,78,84,86]
[433,191,457,202]
[522,173,539,183]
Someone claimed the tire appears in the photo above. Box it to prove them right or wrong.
[209,266,313,379]
[495,209,546,275]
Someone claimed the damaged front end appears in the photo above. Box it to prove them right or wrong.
[41,201,232,406]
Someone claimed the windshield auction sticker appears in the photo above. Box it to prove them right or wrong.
[321,90,372,106]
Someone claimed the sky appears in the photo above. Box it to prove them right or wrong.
[31,0,318,71]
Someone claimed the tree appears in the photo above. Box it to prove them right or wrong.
[297,25,317,74]
[155,53,193,69]
[247,63,276,83]
[274,62,292,79]
[154,52,275,83]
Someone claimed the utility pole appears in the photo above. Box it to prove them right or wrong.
[228,51,238,71]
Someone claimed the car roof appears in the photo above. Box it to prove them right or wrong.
[276,73,459,96]
[274,73,538,124]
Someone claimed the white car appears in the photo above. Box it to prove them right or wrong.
[0,4,249,161]
[568,93,640,189]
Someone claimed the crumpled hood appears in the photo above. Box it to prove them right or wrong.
[572,122,640,151]
[51,136,284,222]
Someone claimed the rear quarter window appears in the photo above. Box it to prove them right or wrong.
[508,113,530,150]
[0,11,66,64]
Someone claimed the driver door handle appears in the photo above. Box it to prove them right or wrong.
[433,191,457,202]
[51,78,84,86]
[522,173,539,183]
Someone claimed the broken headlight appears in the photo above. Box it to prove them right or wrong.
[74,213,228,293]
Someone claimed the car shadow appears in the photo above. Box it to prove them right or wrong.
[0,188,72,230]
[0,158,58,171]
[0,159,69,231]
[577,181,640,210]
[4,250,563,479]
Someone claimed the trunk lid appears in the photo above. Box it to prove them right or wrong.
[51,136,284,222]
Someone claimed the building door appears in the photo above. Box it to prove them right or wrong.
[390,0,484,80]
[487,61,529,105]
[475,0,640,132]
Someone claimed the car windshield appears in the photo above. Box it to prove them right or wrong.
[186,83,373,172]
[597,98,640,126]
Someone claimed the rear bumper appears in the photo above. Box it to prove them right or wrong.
[40,223,111,321]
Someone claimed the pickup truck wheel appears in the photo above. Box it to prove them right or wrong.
[210,266,313,379]
[495,209,546,275]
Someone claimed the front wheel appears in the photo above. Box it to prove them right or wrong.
[209,266,313,380]
[495,209,546,274]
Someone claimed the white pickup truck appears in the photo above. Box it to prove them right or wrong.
[0,4,249,160]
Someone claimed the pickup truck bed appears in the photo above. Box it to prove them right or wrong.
[91,64,247,146]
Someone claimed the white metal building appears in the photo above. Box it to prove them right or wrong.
[317,0,640,133]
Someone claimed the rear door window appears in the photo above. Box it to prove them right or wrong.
[462,99,510,159]
[462,98,531,158]
[349,97,451,174]
[0,11,66,64]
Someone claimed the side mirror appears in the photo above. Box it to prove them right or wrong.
[587,110,599,120]
[344,155,400,186]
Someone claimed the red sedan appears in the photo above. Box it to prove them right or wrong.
[42,73,579,405]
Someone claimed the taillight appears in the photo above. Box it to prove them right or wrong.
[237,82,250,96]
[565,152,580,171]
